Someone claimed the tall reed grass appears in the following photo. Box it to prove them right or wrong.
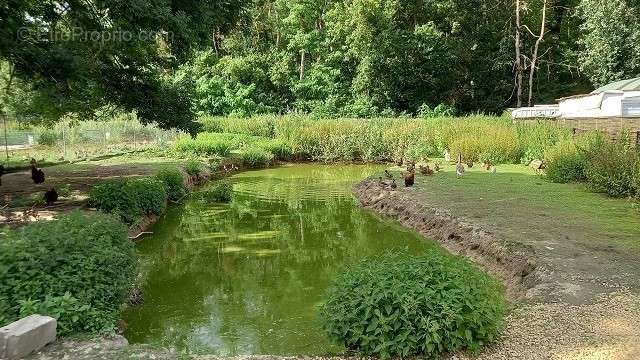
[199,115,572,164]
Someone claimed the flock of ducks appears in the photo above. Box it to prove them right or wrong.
[379,149,497,190]
[0,159,58,206]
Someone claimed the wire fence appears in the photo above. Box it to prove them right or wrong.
[0,118,183,165]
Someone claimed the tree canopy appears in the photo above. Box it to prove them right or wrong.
[1,0,639,125]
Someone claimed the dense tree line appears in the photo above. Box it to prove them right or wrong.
[1,0,639,128]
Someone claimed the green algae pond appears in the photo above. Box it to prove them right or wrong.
[122,164,440,355]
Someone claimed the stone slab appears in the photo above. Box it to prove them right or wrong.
[0,315,56,359]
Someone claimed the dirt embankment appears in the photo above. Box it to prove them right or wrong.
[353,179,540,299]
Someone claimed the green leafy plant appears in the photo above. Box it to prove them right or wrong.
[156,168,188,201]
[544,140,587,183]
[583,134,639,197]
[37,129,59,146]
[89,177,168,225]
[184,159,204,177]
[0,212,136,335]
[240,147,274,168]
[319,251,506,358]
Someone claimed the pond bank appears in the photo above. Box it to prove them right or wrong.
[353,163,640,359]
[353,178,538,300]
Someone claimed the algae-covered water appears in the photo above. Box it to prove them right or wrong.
[122,164,437,355]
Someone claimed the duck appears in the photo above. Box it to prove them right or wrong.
[483,160,492,171]
[456,154,465,178]
[404,169,415,187]
[30,159,45,184]
[44,188,58,205]
[390,179,397,189]
[419,164,434,176]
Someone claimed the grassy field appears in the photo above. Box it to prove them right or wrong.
[384,161,640,301]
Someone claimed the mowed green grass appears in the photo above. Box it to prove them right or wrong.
[388,162,640,251]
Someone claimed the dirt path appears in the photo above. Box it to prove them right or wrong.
[353,164,640,359]
[0,159,181,224]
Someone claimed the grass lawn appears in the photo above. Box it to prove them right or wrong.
[385,161,640,304]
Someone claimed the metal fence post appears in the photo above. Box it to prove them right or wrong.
[2,113,8,161]
[62,126,67,159]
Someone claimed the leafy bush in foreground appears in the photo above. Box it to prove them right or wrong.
[320,252,506,358]
[89,177,168,225]
[0,212,136,335]
[156,168,187,201]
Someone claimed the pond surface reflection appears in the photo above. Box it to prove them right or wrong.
[123,164,437,355]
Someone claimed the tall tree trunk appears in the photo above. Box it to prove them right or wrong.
[515,0,523,108]
[299,49,306,80]
[528,0,548,106]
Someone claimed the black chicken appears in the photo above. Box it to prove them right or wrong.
[30,159,45,184]
[44,188,58,205]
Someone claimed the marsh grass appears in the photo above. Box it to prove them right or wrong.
[198,115,571,164]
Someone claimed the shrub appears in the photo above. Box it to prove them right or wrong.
[37,129,59,146]
[516,122,571,165]
[0,212,136,335]
[240,147,273,168]
[544,140,587,183]
[156,168,187,201]
[320,252,506,358]
[200,181,233,202]
[89,177,168,225]
[583,135,639,197]
[254,139,292,160]
[174,133,233,156]
[184,159,204,177]
[125,178,167,214]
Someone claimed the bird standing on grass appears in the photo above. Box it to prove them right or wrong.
[30,159,45,184]
[456,154,465,178]
[44,188,58,205]
[404,169,415,187]
[419,165,434,176]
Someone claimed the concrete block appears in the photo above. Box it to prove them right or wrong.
[0,315,56,359]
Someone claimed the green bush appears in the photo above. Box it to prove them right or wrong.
[320,252,506,358]
[583,136,639,197]
[156,168,187,201]
[254,139,292,160]
[544,140,587,183]
[240,147,274,168]
[200,181,233,202]
[37,129,59,146]
[89,177,168,225]
[0,212,136,335]
[184,159,204,177]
